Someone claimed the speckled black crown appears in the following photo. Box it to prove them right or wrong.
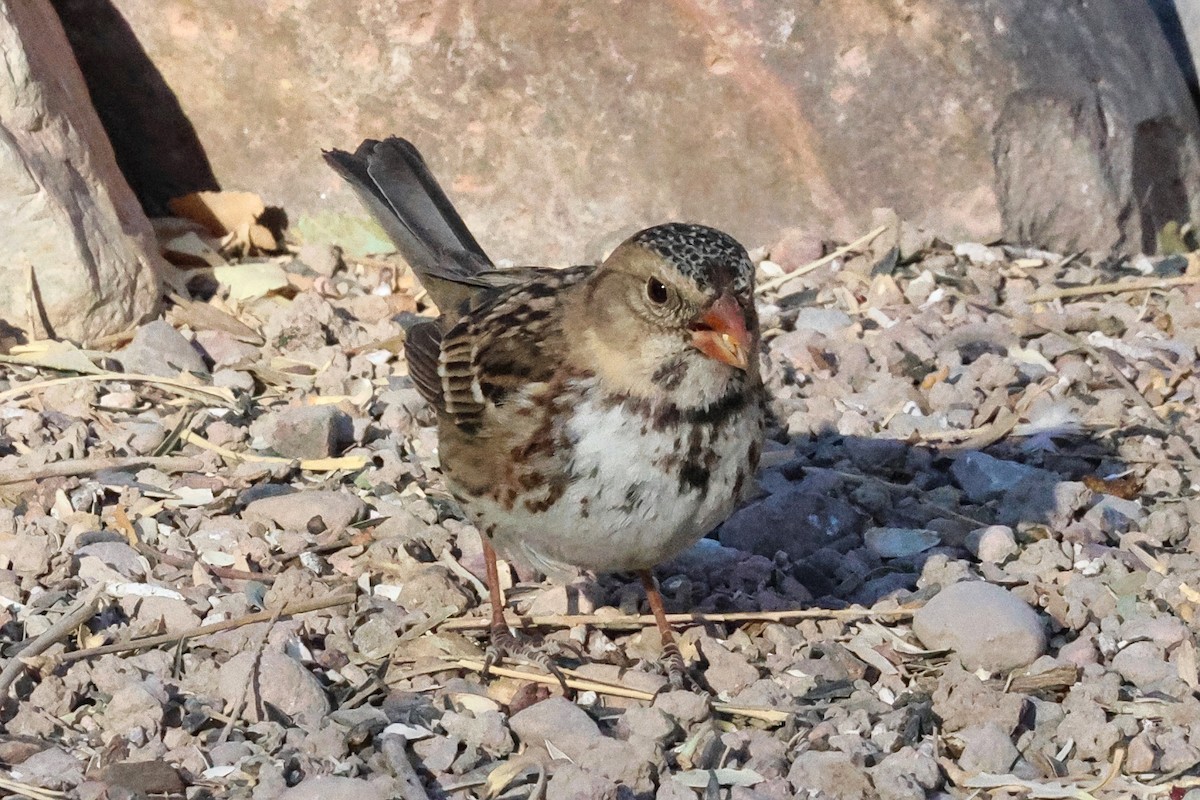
[630,223,753,294]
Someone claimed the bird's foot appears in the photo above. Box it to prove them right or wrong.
[662,641,688,691]
[483,627,571,693]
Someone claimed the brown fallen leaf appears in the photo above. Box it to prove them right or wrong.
[169,190,279,254]
[1081,474,1142,500]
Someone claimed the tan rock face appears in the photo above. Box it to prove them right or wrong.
[55,0,1200,259]
[0,0,161,343]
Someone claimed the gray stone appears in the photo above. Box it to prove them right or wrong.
[242,489,365,533]
[75,541,147,579]
[913,581,1047,671]
[618,706,678,745]
[966,525,1018,563]
[792,308,853,335]
[956,723,1019,774]
[509,697,603,762]
[1111,641,1175,688]
[116,320,209,377]
[263,405,353,460]
[277,777,392,800]
[787,750,873,799]
[870,746,943,800]
[1082,495,1145,536]
[701,638,760,695]
[864,527,941,559]
[951,451,1048,503]
[653,690,712,726]
[217,650,331,728]
[718,488,864,560]
[9,746,86,791]
[296,242,344,276]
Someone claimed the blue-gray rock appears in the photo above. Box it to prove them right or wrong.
[116,320,208,377]
[718,488,864,561]
[950,451,1049,503]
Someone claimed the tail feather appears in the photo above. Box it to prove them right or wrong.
[324,137,493,311]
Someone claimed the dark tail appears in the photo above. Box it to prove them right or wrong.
[324,137,494,310]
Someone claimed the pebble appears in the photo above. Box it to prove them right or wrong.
[701,638,760,695]
[278,776,393,800]
[217,651,331,728]
[864,527,941,559]
[262,404,353,459]
[241,489,364,533]
[792,307,853,335]
[966,525,1018,563]
[296,242,344,276]
[653,690,712,726]
[950,451,1048,502]
[1110,641,1174,688]
[787,750,873,799]
[10,747,86,790]
[509,697,603,762]
[913,581,1047,671]
[116,319,209,377]
[955,722,1020,773]
[718,488,864,560]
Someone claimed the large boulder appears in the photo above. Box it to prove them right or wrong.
[53,0,1200,259]
[0,0,162,344]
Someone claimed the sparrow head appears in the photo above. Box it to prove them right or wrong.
[625,223,756,371]
[570,222,758,405]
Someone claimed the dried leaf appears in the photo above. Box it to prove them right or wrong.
[213,263,290,302]
[169,191,266,237]
[1081,474,1142,500]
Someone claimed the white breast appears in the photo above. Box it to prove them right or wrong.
[460,380,760,578]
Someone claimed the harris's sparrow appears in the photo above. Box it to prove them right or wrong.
[325,137,764,685]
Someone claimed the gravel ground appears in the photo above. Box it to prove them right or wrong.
[2,220,1200,800]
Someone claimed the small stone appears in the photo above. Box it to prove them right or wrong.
[193,329,260,367]
[787,750,873,799]
[116,320,209,377]
[955,722,1019,774]
[242,489,365,533]
[869,746,942,800]
[277,776,392,800]
[953,242,1003,265]
[966,525,1017,563]
[792,307,853,335]
[99,762,185,795]
[1082,495,1145,536]
[951,452,1047,503]
[701,638,760,695]
[509,697,603,762]
[75,541,148,580]
[263,404,353,459]
[719,488,864,560]
[9,747,85,790]
[296,242,344,276]
[618,706,678,745]
[217,651,330,728]
[913,581,1047,671]
[864,527,941,558]
[1111,641,1174,688]
[653,690,711,725]
[1057,635,1100,667]
[546,764,619,800]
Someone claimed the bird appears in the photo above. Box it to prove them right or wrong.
[324,137,764,687]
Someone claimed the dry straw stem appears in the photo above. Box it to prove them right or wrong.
[756,225,889,295]
[0,455,206,485]
[0,586,105,698]
[437,605,917,633]
[1027,274,1200,303]
[55,593,355,663]
[451,658,790,725]
[0,371,238,408]
[0,776,65,800]
[179,429,368,472]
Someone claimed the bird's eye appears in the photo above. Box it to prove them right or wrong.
[646,278,669,305]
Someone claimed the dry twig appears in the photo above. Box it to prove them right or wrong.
[0,587,105,698]
[1027,274,1200,303]
[55,593,354,663]
[756,225,889,295]
[0,455,206,485]
[436,604,916,633]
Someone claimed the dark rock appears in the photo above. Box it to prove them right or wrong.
[718,488,864,560]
